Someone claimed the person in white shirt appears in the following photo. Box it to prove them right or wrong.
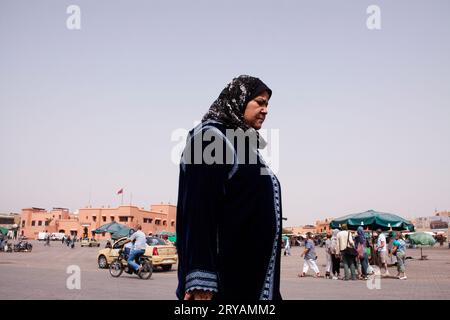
[123,225,147,273]
[336,224,357,280]
[375,229,390,276]
[324,232,332,278]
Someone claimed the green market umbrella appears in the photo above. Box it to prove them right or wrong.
[330,209,415,231]
[408,232,436,246]
[407,232,436,260]
[160,231,175,236]
[110,227,135,240]
[0,226,8,235]
[93,221,125,234]
[93,222,133,240]
[159,231,176,243]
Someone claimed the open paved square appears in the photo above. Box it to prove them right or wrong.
[1,240,449,299]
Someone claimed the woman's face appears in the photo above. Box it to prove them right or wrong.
[243,91,270,130]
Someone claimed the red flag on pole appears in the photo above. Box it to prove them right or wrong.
[117,188,123,195]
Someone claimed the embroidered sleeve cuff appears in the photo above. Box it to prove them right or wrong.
[185,270,218,293]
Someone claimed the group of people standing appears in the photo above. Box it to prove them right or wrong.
[295,225,408,281]
[62,235,77,248]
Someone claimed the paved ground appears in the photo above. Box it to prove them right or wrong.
[1,240,449,299]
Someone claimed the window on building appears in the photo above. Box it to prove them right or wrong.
[45,221,49,226]
[163,220,167,226]
[93,216,97,222]
[22,220,26,227]
[171,221,175,227]
[86,216,88,220]
[111,216,115,222]
[59,215,61,219]
[38,221,42,226]
[155,220,161,226]
[102,216,106,222]
[143,218,153,224]
[32,221,36,226]
[119,216,128,222]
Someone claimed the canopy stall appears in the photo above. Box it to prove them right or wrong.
[330,209,415,231]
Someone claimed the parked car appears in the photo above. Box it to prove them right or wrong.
[37,232,48,241]
[50,233,65,241]
[97,236,177,271]
[81,238,101,247]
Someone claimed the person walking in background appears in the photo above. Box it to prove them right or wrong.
[337,224,357,281]
[299,232,320,278]
[375,228,390,277]
[391,232,407,280]
[283,236,291,256]
[330,229,341,280]
[387,232,397,265]
[70,235,76,249]
[355,226,369,280]
[324,232,332,279]
[44,233,50,246]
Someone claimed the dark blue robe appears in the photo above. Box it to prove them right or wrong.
[176,120,282,300]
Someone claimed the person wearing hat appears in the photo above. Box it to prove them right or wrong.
[176,76,282,300]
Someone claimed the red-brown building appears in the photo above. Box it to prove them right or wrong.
[20,204,176,239]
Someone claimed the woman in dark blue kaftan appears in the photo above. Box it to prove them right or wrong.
[176,75,282,300]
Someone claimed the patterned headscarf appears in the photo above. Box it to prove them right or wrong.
[202,75,272,132]
[356,226,366,246]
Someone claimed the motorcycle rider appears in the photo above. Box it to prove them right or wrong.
[122,224,146,274]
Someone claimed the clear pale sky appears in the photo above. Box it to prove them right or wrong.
[1,0,449,225]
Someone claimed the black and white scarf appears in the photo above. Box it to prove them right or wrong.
[202,75,272,148]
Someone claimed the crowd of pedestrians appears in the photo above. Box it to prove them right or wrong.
[284,225,408,281]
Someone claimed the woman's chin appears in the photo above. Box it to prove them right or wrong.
[253,122,263,130]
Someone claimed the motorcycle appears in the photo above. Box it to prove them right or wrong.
[109,248,153,280]
[13,241,33,252]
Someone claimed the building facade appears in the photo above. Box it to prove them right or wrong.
[315,218,333,233]
[284,225,317,236]
[0,212,20,228]
[20,204,176,240]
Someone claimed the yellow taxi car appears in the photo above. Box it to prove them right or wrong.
[97,236,177,271]
[80,238,101,247]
